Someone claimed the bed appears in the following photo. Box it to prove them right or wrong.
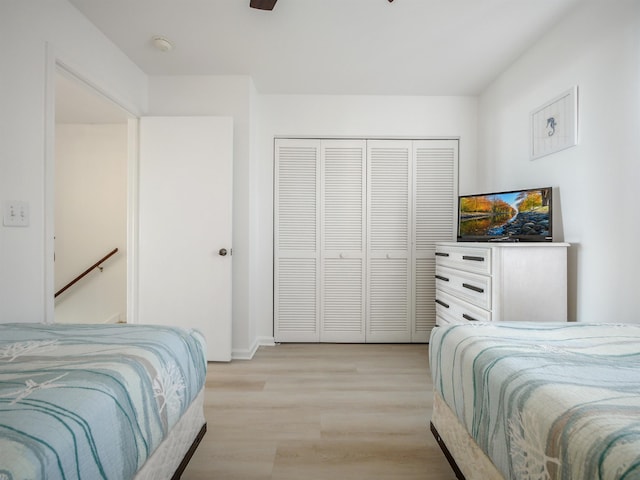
[428,322,640,480]
[0,322,208,480]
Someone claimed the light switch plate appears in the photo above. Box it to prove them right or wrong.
[3,201,30,227]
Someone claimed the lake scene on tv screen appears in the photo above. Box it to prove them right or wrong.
[459,189,550,238]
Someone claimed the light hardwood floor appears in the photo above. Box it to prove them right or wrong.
[182,343,456,480]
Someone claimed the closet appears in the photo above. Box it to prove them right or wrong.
[274,138,458,343]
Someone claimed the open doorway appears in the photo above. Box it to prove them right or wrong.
[53,69,131,324]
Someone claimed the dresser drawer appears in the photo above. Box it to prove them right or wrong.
[435,265,491,310]
[434,244,492,275]
[435,290,491,324]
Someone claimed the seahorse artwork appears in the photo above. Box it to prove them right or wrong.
[546,117,557,136]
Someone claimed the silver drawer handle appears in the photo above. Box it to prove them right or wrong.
[462,283,484,293]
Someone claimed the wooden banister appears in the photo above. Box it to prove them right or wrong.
[55,248,119,298]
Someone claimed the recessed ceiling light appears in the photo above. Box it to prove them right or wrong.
[152,36,173,52]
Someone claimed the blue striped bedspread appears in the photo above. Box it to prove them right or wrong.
[429,322,640,480]
[0,323,207,480]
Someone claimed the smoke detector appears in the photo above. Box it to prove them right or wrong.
[152,36,173,52]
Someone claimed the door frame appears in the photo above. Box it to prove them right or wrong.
[44,43,140,324]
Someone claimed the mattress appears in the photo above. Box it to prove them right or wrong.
[0,323,207,480]
[429,322,640,480]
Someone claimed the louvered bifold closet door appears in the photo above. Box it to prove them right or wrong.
[320,140,366,342]
[366,140,413,343]
[274,139,321,342]
[412,140,458,342]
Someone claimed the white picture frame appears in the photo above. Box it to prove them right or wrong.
[530,86,578,160]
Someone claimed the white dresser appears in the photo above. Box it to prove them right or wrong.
[434,242,569,325]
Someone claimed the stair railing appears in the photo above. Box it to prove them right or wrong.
[55,248,119,298]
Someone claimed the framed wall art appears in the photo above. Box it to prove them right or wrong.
[530,86,578,160]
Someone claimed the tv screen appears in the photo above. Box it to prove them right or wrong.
[457,187,552,242]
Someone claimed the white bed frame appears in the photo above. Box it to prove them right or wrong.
[135,388,207,480]
[430,392,504,480]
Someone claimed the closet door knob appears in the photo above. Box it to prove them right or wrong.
[219,248,228,256]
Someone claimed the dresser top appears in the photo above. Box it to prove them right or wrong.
[437,241,570,248]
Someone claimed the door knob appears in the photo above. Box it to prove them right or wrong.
[219,248,228,256]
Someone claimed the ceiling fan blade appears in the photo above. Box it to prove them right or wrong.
[250,0,278,10]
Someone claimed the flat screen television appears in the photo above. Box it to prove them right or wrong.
[457,187,552,242]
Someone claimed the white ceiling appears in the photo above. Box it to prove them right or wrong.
[67,0,582,97]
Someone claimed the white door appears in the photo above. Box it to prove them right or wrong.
[274,138,457,343]
[274,139,321,342]
[366,140,413,343]
[412,140,458,341]
[274,139,367,343]
[320,140,366,342]
[138,116,233,361]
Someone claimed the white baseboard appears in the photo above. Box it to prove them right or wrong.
[231,336,276,360]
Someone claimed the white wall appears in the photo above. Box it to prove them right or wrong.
[0,0,146,323]
[253,95,478,340]
[55,124,127,324]
[477,1,640,322]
